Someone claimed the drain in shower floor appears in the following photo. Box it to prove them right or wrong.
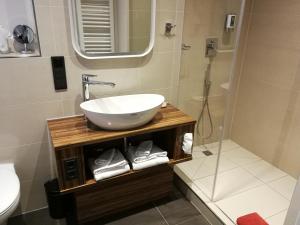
[202,150,213,156]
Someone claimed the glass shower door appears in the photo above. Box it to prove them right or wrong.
[175,0,244,201]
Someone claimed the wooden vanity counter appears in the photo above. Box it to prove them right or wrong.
[47,104,196,224]
[48,104,195,150]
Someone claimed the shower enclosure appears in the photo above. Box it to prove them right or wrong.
[176,0,244,201]
[177,0,242,146]
[175,0,296,224]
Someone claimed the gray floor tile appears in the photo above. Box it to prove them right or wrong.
[179,216,210,225]
[8,208,65,225]
[105,207,166,225]
[155,198,200,225]
[8,188,204,225]
[85,204,166,225]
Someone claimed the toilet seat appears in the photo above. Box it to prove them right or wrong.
[0,192,20,217]
[0,169,20,216]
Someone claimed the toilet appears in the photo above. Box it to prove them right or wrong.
[0,164,20,225]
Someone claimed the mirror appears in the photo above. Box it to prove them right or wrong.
[68,0,156,59]
[13,25,35,54]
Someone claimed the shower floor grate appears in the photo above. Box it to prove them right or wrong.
[202,150,213,156]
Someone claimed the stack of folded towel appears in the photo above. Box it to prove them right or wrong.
[126,140,169,170]
[89,148,130,181]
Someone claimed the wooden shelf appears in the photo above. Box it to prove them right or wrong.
[47,104,195,150]
[60,155,192,193]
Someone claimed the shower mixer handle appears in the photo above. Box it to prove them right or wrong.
[205,38,218,58]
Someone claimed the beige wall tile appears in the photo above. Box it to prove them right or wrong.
[277,107,300,177]
[242,44,300,90]
[252,0,300,15]
[0,102,63,148]
[19,177,50,212]
[154,11,177,53]
[139,52,173,90]
[33,0,49,7]
[230,0,300,178]
[49,0,67,7]
[130,0,149,11]
[34,6,56,56]
[247,12,300,50]
[0,146,18,164]
[14,142,51,181]
[0,58,61,106]
[34,0,67,7]
[174,11,185,52]
[176,0,185,12]
[89,68,141,97]
[50,6,74,56]
[157,0,177,12]
[62,98,82,116]
[232,77,291,160]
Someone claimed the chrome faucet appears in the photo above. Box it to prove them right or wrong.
[82,74,116,102]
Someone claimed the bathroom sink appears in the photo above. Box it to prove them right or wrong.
[80,94,165,130]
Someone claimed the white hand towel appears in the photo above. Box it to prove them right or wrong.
[135,140,152,157]
[150,145,168,158]
[94,148,115,168]
[127,145,147,163]
[127,145,168,164]
[89,148,128,175]
[131,156,169,170]
[94,164,130,181]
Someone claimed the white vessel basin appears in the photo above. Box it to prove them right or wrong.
[80,94,165,130]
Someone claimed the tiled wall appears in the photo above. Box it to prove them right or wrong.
[0,0,185,213]
[177,0,241,144]
[231,0,300,178]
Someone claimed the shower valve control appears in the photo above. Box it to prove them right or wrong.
[205,38,218,58]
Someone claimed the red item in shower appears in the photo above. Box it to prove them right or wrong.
[237,213,269,225]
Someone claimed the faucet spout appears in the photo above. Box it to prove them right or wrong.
[82,74,116,102]
[86,80,116,87]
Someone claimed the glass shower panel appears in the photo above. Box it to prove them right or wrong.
[208,0,297,222]
[176,0,243,201]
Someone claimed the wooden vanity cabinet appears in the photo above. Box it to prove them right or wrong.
[75,164,173,223]
[47,105,196,224]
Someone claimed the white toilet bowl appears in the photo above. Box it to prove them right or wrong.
[0,164,20,225]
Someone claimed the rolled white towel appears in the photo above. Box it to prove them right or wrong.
[131,156,169,170]
[182,133,193,154]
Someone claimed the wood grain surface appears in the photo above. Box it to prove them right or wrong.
[47,104,195,150]
[75,164,173,224]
